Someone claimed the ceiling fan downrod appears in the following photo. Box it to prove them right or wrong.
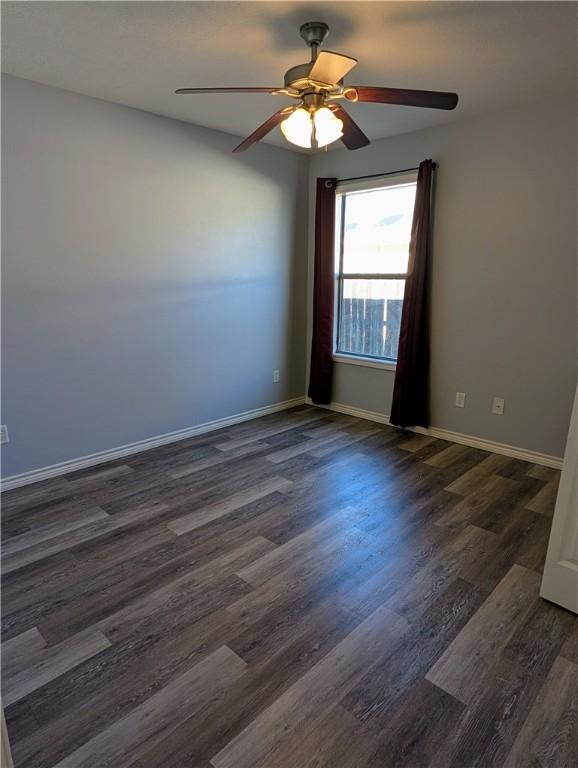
[299,21,330,61]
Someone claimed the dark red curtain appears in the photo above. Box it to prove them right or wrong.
[390,160,435,428]
[308,178,337,405]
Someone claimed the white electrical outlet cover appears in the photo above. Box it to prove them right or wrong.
[492,397,505,415]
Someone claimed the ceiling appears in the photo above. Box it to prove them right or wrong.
[2,2,577,152]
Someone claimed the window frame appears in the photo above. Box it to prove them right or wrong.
[333,171,418,371]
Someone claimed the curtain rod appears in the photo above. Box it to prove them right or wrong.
[338,163,437,184]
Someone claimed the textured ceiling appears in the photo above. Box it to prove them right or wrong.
[2,2,577,153]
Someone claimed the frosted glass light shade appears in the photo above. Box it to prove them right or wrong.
[314,107,343,147]
[280,108,312,148]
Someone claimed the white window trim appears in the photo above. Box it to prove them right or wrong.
[336,170,418,194]
[333,353,396,372]
[333,170,417,369]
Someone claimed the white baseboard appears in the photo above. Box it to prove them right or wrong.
[1,397,306,492]
[2,394,562,491]
[307,399,563,470]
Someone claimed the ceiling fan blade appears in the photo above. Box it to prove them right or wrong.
[175,87,278,95]
[232,107,294,153]
[309,51,358,85]
[330,105,370,150]
[346,86,458,110]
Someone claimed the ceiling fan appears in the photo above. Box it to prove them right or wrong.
[175,21,459,153]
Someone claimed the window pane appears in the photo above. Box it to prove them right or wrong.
[337,279,405,361]
[342,183,416,274]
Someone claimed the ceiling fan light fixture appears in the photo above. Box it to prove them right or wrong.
[280,107,312,148]
[313,106,343,147]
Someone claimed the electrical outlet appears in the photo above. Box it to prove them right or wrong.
[455,392,466,408]
[492,397,505,415]
[0,425,9,445]
[273,369,280,384]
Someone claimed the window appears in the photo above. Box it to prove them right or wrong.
[334,172,417,368]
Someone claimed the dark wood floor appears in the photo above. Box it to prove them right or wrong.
[2,406,576,767]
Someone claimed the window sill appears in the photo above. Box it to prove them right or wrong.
[333,354,397,372]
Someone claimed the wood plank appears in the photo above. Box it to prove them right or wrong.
[36,555,251,649]
[51,645,247,768]
[97,536,276,642]
[1,551,82,616]
[300,423,348,439]
[435,474,517,530]
[63,464,134,490]
[236,510,361,588]
[1,501,168,574]
[309,426,382,458]
[526,463,558,482]
[136,601,362,767]
[342,577,486,728]
[426,564,541,705]
[1,527,181,643]
[445,452,511,495]
[210,606,408,768]
[265,431,347,464]
[1,627,47,681]
[1,507,109,557]
[362,679,465,768]
[12,612,235,767]
[2,627,111,707]
[425,443,482,469]
[257,705,376,768]
[215,414,324,451]
[398,433,436,453]
[2,517,31,540]
[382,524,497,621]
[560,623,578,665]
[4,700,40,746]
[228,524,383,627]
[1,478,70,517]
[168,442,267,479]
[166,477,293,535]
[468,476,546,535]
[437,596,576,768]
[525,474,560,515]
[503,655,578,768]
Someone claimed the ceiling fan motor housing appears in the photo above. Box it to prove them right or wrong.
[285,22,332,91]
[283,63,320,91]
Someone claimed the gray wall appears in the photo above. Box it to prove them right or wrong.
[1,75,309,478]
[308,99,577,458]
[2,75,576,478]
